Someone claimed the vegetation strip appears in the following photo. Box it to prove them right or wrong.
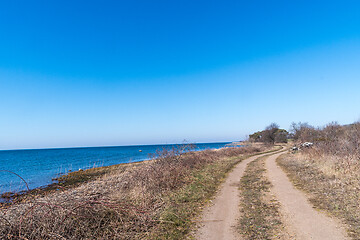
[1,145,277,239]
[149,146,282,239]
[277,154,359,239]
[0,161,141,205]
[238,155,285,240]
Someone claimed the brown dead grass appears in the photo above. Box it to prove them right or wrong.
[238,155,287,240]
[0,145,269,239]
[276,121,360,239]
[277,152,360,239]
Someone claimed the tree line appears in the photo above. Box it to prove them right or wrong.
[249,121,360,147]
[249,123,288,144]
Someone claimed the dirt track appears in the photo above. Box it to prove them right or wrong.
[195,150,281,240]
[196,149,349,240]
[266,152,348,240]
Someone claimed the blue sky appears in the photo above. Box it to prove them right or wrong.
[1,1,360,150]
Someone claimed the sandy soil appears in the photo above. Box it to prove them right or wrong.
[266,152,349,240]
[196,149,349,240]
[195,150,282,240]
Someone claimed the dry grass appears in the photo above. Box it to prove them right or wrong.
[0,144,269,239]
[0,162,139,206]
[238,155,286,240]
[270,121,360,239]
[278,152,360,239]
[278,122,360,239]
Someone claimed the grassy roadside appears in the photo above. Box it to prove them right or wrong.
[2,145,283,206]
[1,145,279,239]
[238,155,286,240]
[277,154,359,239]
[145,146,282,239]
[150,154,248,239]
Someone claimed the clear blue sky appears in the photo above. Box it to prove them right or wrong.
[1,1,360,150]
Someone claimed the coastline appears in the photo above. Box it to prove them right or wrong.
[0,144,232,205]
[0,143,272,239]
[0,158,148,205]
[0,142,232,197]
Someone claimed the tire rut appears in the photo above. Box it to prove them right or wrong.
[265,152,349,240]
[195,149,283,240]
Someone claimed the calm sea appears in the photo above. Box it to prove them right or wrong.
[0,142,231,194]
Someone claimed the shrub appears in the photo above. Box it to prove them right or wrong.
[0,144,265,239]
[249,123,289,144]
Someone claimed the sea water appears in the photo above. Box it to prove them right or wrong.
[0,142,231,194]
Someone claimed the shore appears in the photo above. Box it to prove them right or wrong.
[0,144,237,205]
[0,143,233,204]
[0,160,143,205]
[0,142,232,198]
[0,143,272,239]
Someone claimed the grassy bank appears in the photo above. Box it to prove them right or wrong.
[278,153,360,239]
[276,122,360,239]
[0,161,144,206]
[238,155,286,240]
[0,144,273,239]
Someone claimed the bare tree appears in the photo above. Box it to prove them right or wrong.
[290,122,318,142]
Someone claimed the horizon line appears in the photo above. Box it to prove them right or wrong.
[0,140,237,152]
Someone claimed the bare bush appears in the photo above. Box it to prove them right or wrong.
[303,121,360,159]
[290,122,320,142]
[0,144,265,239]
